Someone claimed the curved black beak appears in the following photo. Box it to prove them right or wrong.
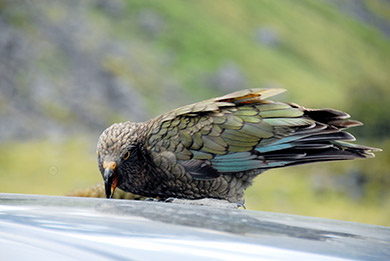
[103,161,117,199]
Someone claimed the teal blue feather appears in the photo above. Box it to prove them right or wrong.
[256,143,294,153]
[211,154,291,172]
[212,152,256,161]
[211,161,258,172]
[270,135,307,145]
[255,134,312,153]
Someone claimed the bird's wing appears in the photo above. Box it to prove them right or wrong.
[147,88,378,180]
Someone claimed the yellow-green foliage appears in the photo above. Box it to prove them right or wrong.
[0,139,100,195]
[118,0,390,108]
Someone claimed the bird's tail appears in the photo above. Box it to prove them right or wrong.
[258,107,381,168]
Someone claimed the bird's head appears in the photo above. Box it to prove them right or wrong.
[96,121,140,198]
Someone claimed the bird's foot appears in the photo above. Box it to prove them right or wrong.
[163,197,176,203]
[236,198,246,209]
[163,197,242,209]
[144,197,160,202]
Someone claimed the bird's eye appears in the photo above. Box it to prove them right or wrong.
[123,150,130,160]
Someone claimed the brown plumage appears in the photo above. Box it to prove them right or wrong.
[96,89,380,203]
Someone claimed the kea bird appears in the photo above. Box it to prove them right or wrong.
[97,89,379,203]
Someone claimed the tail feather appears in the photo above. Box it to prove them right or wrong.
[302,107,350,121]
[261,145,375,168]
[297,131,356,142]
[251,107,380,170]
[291,143,334,149]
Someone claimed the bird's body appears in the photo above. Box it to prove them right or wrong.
[97,89,379,203]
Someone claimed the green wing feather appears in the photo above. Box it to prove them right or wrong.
[146,88,380,179]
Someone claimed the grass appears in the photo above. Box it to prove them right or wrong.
[118,0,390,108]
[0,139,100,196]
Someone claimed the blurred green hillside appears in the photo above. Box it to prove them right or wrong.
[0,0,389,226]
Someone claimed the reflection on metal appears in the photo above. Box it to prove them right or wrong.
[0,194,389,260]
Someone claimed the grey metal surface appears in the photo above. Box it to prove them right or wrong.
[0,193,389,260]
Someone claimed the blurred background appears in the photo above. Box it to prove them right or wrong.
[0,0,389,225]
